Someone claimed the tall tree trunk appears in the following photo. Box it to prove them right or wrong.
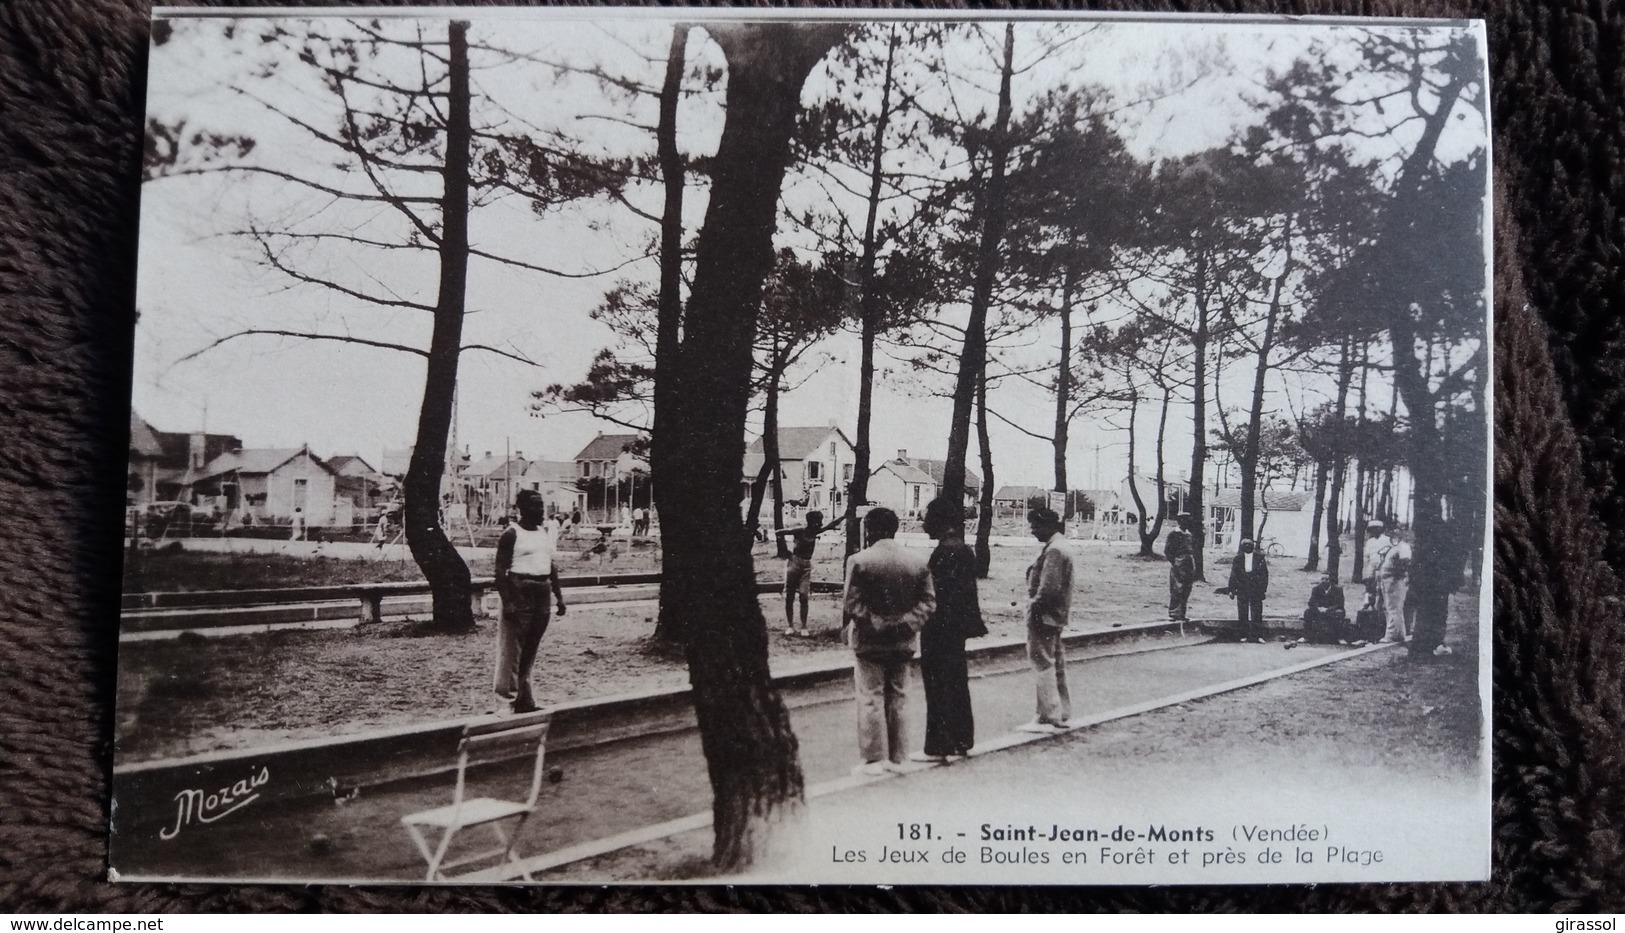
[1373,39,1476,655]
[404,21,474,633]
[1303,457,1330,572]
[1186,246,1211,581]
[974,355,995,577]
[653,22,843,872]
[1351,340,1371,583]
[1053,263,1076,514]
[764,351,788,559]
[650,24,691,645]
[844,29,897,559]
[1126,387,1154,556]
[941,24,1014,504]
[1152,384,1172,549]
[746,459,771,536]
[1239,217,1291,542]
[1379,382,1400,521]
[1323,337,1355,580]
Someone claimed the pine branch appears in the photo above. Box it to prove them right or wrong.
[174,329,427,365]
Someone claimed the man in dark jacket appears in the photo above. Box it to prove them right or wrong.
[1302,574,1347,643]
[1223,538,1270,642]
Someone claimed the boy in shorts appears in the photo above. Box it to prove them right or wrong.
[775,509,846,637]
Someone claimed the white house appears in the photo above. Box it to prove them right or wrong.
[992,485,1050,511]
[868,458,938,518]
[1210,487,1315,557]
[887,450,980,512]
[193,446,339,525]
[742,424,856,513]
[526,460,588,517]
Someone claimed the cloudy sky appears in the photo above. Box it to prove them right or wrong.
[132,11,1484,489]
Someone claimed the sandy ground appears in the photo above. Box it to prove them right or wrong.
[115,539,1324,763]
[543,593,1485,886]
[110,593,1483,884]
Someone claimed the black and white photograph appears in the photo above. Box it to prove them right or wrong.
[111,8,1492,885]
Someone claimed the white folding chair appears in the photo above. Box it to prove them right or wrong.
[400,711,552,881]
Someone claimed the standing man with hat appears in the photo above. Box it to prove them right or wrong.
[1020,507,1075,734]
[1366,522,1413,644]
[1165,512,1197,622]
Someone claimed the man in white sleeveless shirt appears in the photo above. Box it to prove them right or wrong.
[493,490,566,714]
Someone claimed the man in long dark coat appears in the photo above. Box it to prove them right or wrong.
[1165,512,1197,621]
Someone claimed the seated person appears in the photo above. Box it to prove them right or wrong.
[1302,574,1348,643]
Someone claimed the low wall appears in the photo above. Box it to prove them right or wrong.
[110,620,1182,842]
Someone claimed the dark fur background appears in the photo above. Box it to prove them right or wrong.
[2,0,1621,913]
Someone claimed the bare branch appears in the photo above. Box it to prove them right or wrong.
[469,246,651,278]
[174,329,427,365]
[161,164,440,205]
[251,235,436,312]
[462,343,538,366]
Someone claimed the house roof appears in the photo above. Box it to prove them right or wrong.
[574,433,643,461]
[129,413,164,459]
[466,454,530,479]
[906,457,981,492]
[874,459,937,486]
[529,460,579,484]
[745,426,852,461]
[993,484,1051,502]
[197,447,332,481]
[327,454,377,476]
[1211,488,1312,511]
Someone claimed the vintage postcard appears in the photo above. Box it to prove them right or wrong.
[112,7,1492,884]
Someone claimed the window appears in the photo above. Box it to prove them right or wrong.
[829,441,836,457]
[807,461,823,481]
[842,464,853,483]
[580,461,590,477]
[913,485,921,508]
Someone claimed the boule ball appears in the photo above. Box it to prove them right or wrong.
[547,766,565,784]
[310,832,333,854]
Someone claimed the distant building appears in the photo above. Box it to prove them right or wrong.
[126,411,244,507]
[464,450,533,520]
[742,424,856,513]
[193,445,338,525]
[897,454,979,504]
[1210,487,1314,556]
[868,457,937,518]
[992,485,1051,511]
[127,413,167,508]
[527,460,588,517]
[327,454,385,514]
[880,449,980,511]
[573,433,647,481]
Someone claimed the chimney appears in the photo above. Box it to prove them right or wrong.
[897,449,908,461]
[484,451,492,459]
[515,450,523,460]
[827,418,837,428]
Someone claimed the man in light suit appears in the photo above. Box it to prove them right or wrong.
[843,507,936,775]
[1021,507,1075,733]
